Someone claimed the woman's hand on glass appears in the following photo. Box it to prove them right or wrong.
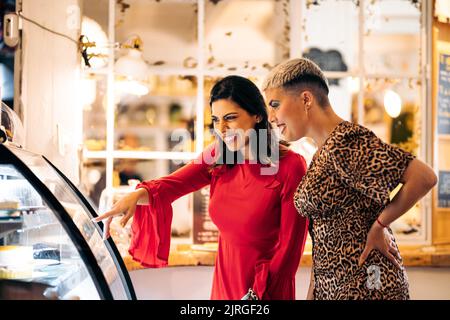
[358,221,401,269]
[92,188,148,239]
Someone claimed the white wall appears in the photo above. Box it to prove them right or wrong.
[130,266,450,300]
[21,0,82,183]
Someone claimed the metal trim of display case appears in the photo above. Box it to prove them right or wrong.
[0,144,114,300]
[43,156,137,300]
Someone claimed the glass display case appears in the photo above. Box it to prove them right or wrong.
[0,143,136,300]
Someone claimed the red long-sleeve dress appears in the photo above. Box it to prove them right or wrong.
[128,145,309,300]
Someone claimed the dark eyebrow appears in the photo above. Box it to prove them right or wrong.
[212,112,238,118]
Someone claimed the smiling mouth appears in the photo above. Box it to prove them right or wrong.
[223,134,238,144]
[277,124,286,135]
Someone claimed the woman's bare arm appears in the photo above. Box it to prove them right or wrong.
[378,158,437,226]
[359,158,437,267]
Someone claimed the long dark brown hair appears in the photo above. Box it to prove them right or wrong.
[209,75,289,168]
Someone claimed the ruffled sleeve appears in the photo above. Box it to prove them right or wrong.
[330,125,415,206]
[129,181,173,267]
[129,145,216,267]
[251,152,309,299]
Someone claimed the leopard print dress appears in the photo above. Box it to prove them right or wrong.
[294,121,415,300]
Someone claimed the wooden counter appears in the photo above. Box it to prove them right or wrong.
[123,244,450,271]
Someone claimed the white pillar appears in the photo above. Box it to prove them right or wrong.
[20,0,82,183]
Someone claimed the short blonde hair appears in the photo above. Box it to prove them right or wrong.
[262,58,329,93]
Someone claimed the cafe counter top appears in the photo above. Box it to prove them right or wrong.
[122,243,450,271]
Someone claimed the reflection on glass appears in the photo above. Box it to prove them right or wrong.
[7,148,129,299]
[205,0,289,73]
[115,76,197,152]
[302,0,358,73]
[364,0,421,75]
[115,0,197,69]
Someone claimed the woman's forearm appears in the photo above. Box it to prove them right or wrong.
[379,183,428,226]
[379,159,437,226]
[135,187,150,205]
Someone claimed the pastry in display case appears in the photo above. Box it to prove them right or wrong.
[0,143,136,300]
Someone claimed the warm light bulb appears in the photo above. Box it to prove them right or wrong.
[115,79,149,96]
[384,90,402,118]
[115,49,149,80]
[114,42,150,97]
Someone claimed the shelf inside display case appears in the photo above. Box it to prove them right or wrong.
[0,206,55,239]
[26,259,93,300]
[0,206,48,216]
[0,255,96,300]
[0,279,52,300]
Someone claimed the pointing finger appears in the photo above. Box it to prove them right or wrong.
[92,208,121,223]
[103,217,112,240]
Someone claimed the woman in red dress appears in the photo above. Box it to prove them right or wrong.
[94,76,309,300]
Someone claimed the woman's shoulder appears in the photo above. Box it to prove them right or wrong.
[331,121,378,148]
[196,142,219,165]
[280,149,305,163]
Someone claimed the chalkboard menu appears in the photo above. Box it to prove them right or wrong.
[303,48,348,86]
[438,53,450,135]
[193,186,218,244]
[438,171,450,208]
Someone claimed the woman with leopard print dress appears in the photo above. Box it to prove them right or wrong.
[262,58,437,300]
